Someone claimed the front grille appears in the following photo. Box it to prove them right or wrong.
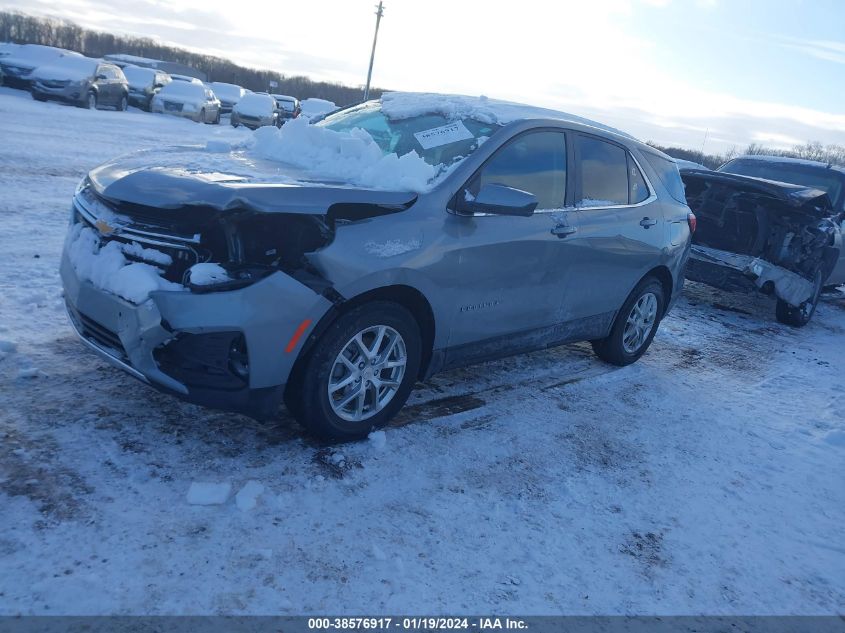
[66,300,127,359]
[163,101,183,112]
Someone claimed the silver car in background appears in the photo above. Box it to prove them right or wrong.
[151,81,221,123]
[61,94,692,443]
[231,92,280,129]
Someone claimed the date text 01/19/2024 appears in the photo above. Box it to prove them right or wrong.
[307,618,529,630]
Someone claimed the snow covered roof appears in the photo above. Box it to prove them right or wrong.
[380,92,635,140]
[29,56,100,82]
[235,93,276,117]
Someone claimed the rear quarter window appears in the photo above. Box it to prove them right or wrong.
[643,151,686,203]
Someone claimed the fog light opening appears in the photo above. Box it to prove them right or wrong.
[228,335,249,380]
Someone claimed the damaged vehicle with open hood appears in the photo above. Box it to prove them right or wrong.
[679,156,844,326]
[61,92,692,442]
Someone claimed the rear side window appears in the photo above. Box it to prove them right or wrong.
[578,136,629,207]
[629,156,650,204]
[469,130,567,210]
[643,151,686,203]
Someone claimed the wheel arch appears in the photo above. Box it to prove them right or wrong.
[643,264,674,315]
[287,284,436,394]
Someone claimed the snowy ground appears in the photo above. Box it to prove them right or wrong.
[0,86,843,615]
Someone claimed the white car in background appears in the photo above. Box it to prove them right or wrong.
[210,81,247,113]
[169,73,203,84]
[151,82,221,123]
[0,44,80,88]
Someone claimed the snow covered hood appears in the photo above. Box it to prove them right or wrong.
[87,146,417,214]
[29,57,98,82]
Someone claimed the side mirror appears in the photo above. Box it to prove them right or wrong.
[153,82,163,89]
[96,73,107,80]
[462,183,538,217]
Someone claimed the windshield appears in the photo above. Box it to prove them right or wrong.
[212,83,243,100]
[317,102,499,168]
[719,159,845,210]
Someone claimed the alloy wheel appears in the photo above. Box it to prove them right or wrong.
[622,292,658,354]
[327,325,407,422]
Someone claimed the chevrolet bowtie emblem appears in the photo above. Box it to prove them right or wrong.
[95,219,117,235]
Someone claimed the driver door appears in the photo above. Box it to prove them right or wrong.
[438,129,581,365]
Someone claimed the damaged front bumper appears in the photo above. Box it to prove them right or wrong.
[687,244,815,307]
[61,253,332,419]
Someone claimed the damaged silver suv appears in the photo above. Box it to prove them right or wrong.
[61,93,692,441]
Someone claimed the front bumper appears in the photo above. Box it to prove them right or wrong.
[687,244,814,307]
[31,82,86,104]
[61,251,333,419]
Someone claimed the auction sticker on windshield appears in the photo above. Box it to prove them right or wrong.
[414,121,474,150]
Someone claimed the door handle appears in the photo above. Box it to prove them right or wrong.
[551,224,578,238]
[639,217,658,228]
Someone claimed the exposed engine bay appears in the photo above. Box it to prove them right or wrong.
[680,169,840,307]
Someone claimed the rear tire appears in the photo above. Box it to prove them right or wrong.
[32,92,46,102]
[289,302,421,443]
[776,268,823,327]
[591,277,665,366]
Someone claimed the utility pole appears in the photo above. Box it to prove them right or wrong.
[363,1,384,101]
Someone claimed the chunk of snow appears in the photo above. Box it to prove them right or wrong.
[364,238,422,258]
[186,482,232,505]
[0,340,17,353]
[121,241,172,267]
[188,263,231,286]
[235,480,265,512]
[66,224,183,304]
[17,367,45,379]
[371,543,387,561]
[250,117,437,192]
[823,430,845,447]
[368,430,387,451]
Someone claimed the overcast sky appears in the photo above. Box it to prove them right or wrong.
[3,0,844,153]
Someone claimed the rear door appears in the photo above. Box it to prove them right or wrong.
[440,129,582,361]
[565,133,664,320]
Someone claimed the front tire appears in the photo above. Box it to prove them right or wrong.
[117,94,127,111]
[776,268,823,327]
[591,277,665,366]
[86,91,97,110]
[289,302,421,443]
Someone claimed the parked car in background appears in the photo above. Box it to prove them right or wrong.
[271,94,301,123]
[680,159,841,326]
[122,65,171,111]
[151,81,221,123]
[60,92,691,442]
[169,73,203,84]
[30,57,129,110]
[717,156,845,288]
[231,92,281,129]
[299,97,338,120]
[210,81,247,114]
[0,44,80,89]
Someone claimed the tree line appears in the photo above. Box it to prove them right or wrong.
[649,140,845,170]
[0,10,383,106]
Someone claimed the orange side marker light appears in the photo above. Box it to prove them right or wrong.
[285,319,312,353]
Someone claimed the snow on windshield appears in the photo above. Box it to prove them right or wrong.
[251,117,437,192]
[122,65,155,87]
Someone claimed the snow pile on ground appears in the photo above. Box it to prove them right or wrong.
[381,92,634,138]
[251,117,436,192]
[186,482,232,506]
[66,224,182,304]
[300,98,337,119]
[235,481,264,512]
